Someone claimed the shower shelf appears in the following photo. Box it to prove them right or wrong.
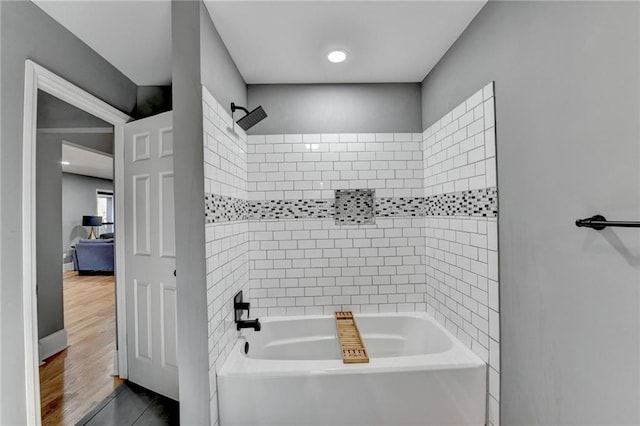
[575,215,640,230]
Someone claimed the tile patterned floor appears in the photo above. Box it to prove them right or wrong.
[75,382,179,426]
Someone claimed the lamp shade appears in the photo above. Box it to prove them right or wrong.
[82,215,103,227]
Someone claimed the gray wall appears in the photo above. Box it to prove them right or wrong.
[171,4,249,423]
[62,173,114,262]
[38,90,111,129]
[200,2,247,117]
[136,86,172,118]
[247,83,422,134]
[172,1,210,424]
[58,133,114,156]
[37,90,115,155]
[0,1,3,415]
[0,2,136,423]
[421,2,639,424]
[36,135,63,340]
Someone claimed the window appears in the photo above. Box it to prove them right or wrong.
[97,189,114,236]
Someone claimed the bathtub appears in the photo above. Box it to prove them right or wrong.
[217,312,486,426]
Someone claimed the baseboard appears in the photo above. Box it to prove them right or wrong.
[112,350,119,376]
[63,262,74,272]
[39,328,69,362]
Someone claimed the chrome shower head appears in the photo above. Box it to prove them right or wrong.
[231,103,267,131]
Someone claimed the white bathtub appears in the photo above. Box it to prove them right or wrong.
[217,312,486,426]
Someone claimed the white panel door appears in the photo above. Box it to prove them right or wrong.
[124,111,178,400]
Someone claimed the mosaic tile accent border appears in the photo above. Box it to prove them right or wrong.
[335,189,375,225]
[204,187,497,223]
[205,194,249,223]
[425,188,498,217]
[249,199,334,220]
[376,197,425,217]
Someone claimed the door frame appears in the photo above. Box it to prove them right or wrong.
[21,60,131,424]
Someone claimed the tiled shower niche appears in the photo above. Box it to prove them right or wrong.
[334,189,375,224]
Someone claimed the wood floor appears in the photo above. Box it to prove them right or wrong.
[40,272,124,426]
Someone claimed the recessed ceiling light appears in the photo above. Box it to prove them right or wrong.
[61,161,70,165]
[327,50,347,63]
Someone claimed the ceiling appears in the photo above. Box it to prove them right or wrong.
[204,1,486,84]
[32,0,172,85]
[33,1,485,86]
[62,142,114,180]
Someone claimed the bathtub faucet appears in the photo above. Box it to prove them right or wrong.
[233,290,261,331]
[236,318,261,331]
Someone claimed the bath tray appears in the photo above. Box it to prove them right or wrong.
[335,311,369,364]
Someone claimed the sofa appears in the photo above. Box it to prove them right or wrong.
[72,238,114,274]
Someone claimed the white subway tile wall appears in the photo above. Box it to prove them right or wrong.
[423,82,500,426]
[247,132,424,200]
[203,88,248,201]
[202,86,250,426]
[246,132,427,314]
[249,217,427,317]
[423,82,496,197]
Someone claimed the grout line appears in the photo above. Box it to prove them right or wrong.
[74,383,127,426]
[130,397,157,426]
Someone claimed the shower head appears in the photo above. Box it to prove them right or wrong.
[231,102,267,131]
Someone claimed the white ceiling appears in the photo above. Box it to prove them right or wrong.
[32,1,485,85]
[204,1,486,84]
[62,142,114,180]
[32,0,172,85]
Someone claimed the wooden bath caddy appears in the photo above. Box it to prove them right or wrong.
[335,311,369,364]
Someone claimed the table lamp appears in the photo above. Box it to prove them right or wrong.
[82,215,103,239]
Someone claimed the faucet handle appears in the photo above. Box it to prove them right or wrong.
[234,301,250,318]
[233,290,250,323]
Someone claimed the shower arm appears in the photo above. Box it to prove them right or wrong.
[231,102,250,117]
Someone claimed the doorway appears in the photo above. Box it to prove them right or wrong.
[22,60,131,425]
[36,85,122,425]
[42,134,123,425]
[23,60,179,425]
